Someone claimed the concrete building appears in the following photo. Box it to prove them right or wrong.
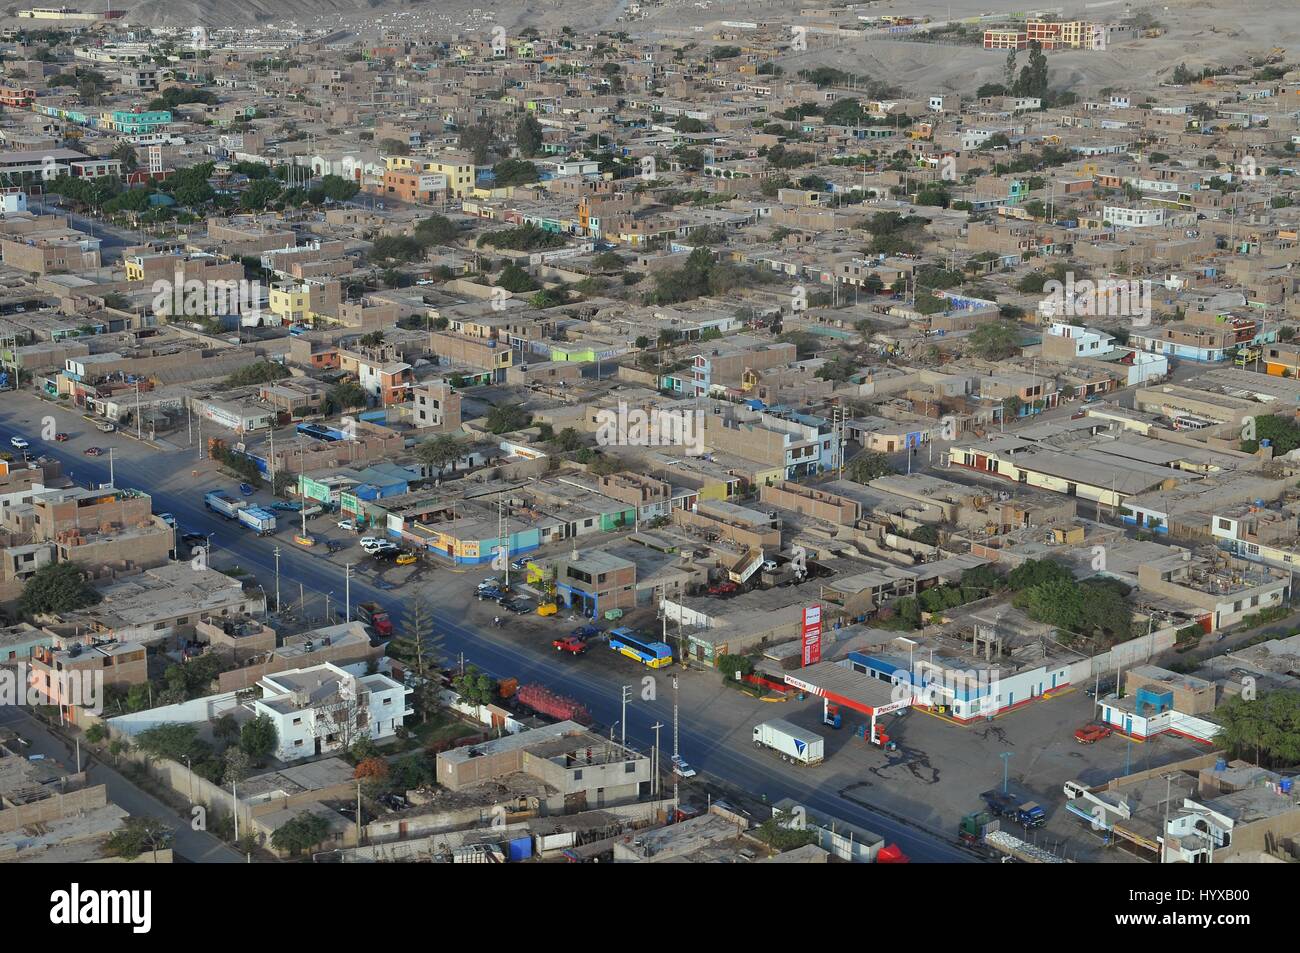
[253,662,411,762]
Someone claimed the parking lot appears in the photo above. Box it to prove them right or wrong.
[755,683,1212,862]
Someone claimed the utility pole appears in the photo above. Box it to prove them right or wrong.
[672,673,680,808]
[134,380,142,440]
[498,496,510,587]
[650,721,663,800]
[108,447,114,487]
[1000,751,1013,794]
[620,684,631,747]
[273,546,281,613]
[345,563,353,621]
[1161,773,1173,863]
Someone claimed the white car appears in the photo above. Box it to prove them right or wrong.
[9,436,29,450]
[671,755,697,778]
[337,519,356,532]
[359,536,382,551]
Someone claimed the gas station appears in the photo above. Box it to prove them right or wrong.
[783,661,913,749]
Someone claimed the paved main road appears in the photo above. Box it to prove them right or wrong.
[1,398,976,862]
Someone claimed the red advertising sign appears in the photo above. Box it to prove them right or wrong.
[801,604,822,667]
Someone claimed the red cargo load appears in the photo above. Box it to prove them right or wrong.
[516,684,592,725]
[876,843,911,864]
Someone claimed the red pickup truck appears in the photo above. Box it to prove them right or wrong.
[1074,723,1112,744]
[552,636,587,656]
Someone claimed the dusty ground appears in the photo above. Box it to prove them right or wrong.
[53,0,1296,102]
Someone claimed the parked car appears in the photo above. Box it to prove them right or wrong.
[95,422,116,433]
[571,624,602,639]
[337,519,357,532]
[707,581,739,596]
[671,755,697,778]
[396,552,418,566]
[9,436,28,450]
[552,636,588,655]
[272,501,302,512]
[477,587,503,601]
[359,537,383,553]
[1074,723,1112,745]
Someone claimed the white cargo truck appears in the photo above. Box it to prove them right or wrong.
[752,719,825,765]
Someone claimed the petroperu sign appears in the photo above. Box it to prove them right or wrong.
[801,604,822,667]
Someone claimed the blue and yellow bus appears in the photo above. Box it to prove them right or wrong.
[608,627,673,669]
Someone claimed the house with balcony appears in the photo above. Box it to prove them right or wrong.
[252,662,411,762]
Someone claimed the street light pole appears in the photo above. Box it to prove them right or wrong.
[650,721,663,800]
[620,685,631,748]
[1000,751,1013,794]
[345,563,353,621]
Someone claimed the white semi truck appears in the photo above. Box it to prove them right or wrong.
[752,719,825,765]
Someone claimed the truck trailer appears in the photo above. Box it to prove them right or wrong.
[752,719,824,765]
[204,491,247,520]
[237,506,277,536]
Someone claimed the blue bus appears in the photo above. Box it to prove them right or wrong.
[296,422,344,442]
[608,627,673,669]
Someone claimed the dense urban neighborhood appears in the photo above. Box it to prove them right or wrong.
[0,0,1293,896]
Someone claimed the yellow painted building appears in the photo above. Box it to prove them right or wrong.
[269,285,312,325]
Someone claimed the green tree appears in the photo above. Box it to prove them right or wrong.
[486,403,530,434]
[1216,691,1300,766]
[225,362,290,386]
[414,213,458,246]
[241,177,282,210]
[319,174,359,202]
[716,654,754,679]
[135,723,205,763]
[516,113,544,157]
[18,562,102,616]
[968,321,1023,360]
[459,122,495,166]
[270,813,332,856]
[388,591,442,722]
[239,713,278,762]
[415,434,464,474]
[103,817,171,861]
[327,380,368,413]
[496,262,538,293]
[846,451,893,484]
[551,427,583,452]
[1007,558,1072,592]
[492,158,539,187]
